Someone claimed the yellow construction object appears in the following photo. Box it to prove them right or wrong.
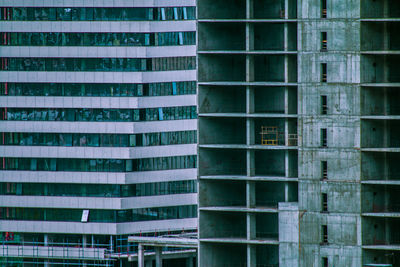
[260,126,278,145]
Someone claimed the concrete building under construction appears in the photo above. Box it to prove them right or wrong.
[0,0,197,266]
[198,0,400,266]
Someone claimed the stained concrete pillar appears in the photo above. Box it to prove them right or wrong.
[285,182,289,202]
[247,213,256,240]
[247,244,256,267]
[155,246,162,267]
[247,149,255,176]
[247,178,256,267]
[246,0,254,116]
[284,0,289,85]
[279,203,299,267]
[285,150,290,202]
[383,0,389,86]
[246,4,256,264]
[138,244,144,267]
[284,0,289,20]
[246,0,255,182]
[284,4,289,82]
[247,182,256,208]
[284,0,290,204]
[246,0,254,40]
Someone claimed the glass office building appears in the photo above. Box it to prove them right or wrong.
[0,1,197,266]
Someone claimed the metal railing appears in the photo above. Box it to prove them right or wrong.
[0,240,112,262]
[0,259,113,266]
[113,228,198,256]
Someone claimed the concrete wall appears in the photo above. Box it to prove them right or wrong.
[279,203,299,267]
[298,1,362,266]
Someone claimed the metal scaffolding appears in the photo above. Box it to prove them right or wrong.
[260,126,279,145]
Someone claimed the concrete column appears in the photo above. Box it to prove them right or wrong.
[247,213,256,240]
[155,246,162,267]
[246,0,254,141]
[285,150,289,202]
[283,0,290,207]
[138,244,144,267]
[246,17,254,82]
[285,182,289,202]
[247,244,256,267]
[247,150,255,177]
[383,0,389,84]
[246,87,254,114]
[284,28,289,79]
[285,150,290,177]
[247,84,255,176]
[247,181,256,208]
[284,0,289,83]
[285,87,289,115]
[246,0,253,26]
[284,0,289,20]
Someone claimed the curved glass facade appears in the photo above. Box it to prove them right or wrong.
[0,2,197,262]
[0,205,197,223]
[0,81,196,97]
[1,32,196,46]
[0,155,197,172]
[1,106,197,122]
[0,180,197,197]
[0,57,196,72]
[1,7,196,21]
[1,131,197,147]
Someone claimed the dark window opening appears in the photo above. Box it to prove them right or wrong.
[322,193,328,212]
[321,161,328,180]
[321,225,328,244]
[321,128,327,147]
[321,0,327,18]
[321,32,327,51]
[322,257,328,267]
[321,63,327,82]
[321,95,328,114]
